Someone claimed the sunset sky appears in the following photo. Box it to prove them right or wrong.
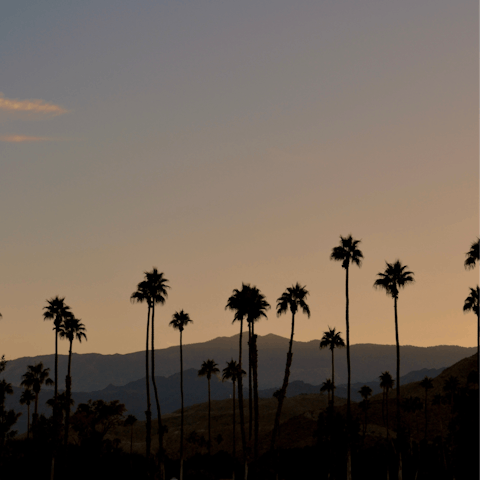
[1,0,478,360]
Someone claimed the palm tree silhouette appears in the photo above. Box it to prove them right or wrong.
[320,379,334,405]
[20,388,35,439]
[20,363,54,431]
[198,359,220,455]
[330,235,363,480]
[379,371,394,440]
[419,376,433,441]
[145,267,170,479]
[130,279,153,463]
[464,238,479,270]
[443,375,459,406]
[319,327,345,409]
[223,360,245,472]
[463,286,479,357]
[43,296,71,400]
[271,283,309,451]
[124,414,137,455]
[374,261,414,429]
[58,314,86,445]
[169,309,193,480]
[359,385,373,439]
[225,283,251,464]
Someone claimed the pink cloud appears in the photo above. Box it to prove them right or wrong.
[0,135,54,143]
[0,93,68,117]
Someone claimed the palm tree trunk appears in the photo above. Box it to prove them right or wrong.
[270,311,296,450]
[345,266,352,480]
[248,322,253,442]
[382,389,385,426]
[252,330,259,460]
[64,340,73,445]
[131,425,133,455]
[145,304,152,466]
[331,348,335,409]
[237,319,247,462]
[27,403,30,439]
[54,329,58,398]
[180,330,184,480]
[394,296,402,480]
[386,388,390,440]
[424,389,427,441]
[208,377,211,455]
[151,303,165,480]
[232,379,236,458]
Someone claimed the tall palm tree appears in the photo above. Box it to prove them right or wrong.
[43,296,71,399]
[271,283,310,450]
[374,260,414,480]
[225,283,250,463]
[20,388,36,439]
[198,359,220,455]
[359,385,373,439]
[223,359,245,479]
[320,379,334,405]
[130,279,153,463]
[20,363,54,430]
[169,309,192,480]
[319,327,345,409]
[463,286,479,357]
[58,314,87,445]
[379,371,394,439]
[419,376,433,441]
[464,238,479,270]
[330,234,363,480]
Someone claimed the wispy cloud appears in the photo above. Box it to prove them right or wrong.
[0,135,54,143]
[0,93,68,118]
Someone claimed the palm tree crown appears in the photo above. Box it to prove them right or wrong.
[464,238,479,270]
[222,359,244,383]
[20,363,54,396]
[58,315,87,344]
[463,286,479,316]
[373,260,415,298]
[43,296,71,329]
[276,283,310,317]
[330,235,363,269]
[319,327,345,351]
[198,359,220,380]
[169,310,193,332]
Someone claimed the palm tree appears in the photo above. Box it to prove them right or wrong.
[169,309,192,480]
[463,286,479,357]
[58,314,87,445]
[464,238,479,270]
[443,375,459,406]
[319,327,345,409]
[225,283,251,463]
[379,371,394,439]
[419,376,433,441]
[359,385,373,439]
[130,279,153,462]
[198,359,220,455]
[124,414,137,455]
[271,283,310,451]
[20,363,54,430]
[20,388,35,439]
[374,260,414,480]
[330,235,362,480]
[43,296,71,400]
[320,379,334,405]
[223,359,245,479]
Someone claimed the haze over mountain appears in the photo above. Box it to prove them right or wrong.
[5,334,474,392]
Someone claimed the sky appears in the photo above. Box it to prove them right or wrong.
[0,0,478,360]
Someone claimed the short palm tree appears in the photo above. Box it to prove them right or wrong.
[320,378,334,405]
[222,360,245,464]
[419,376,433,441]
[198,359,220,455]
[58,314,87,445]
[20,388,36,439]
[319,327,345,409]
[464,238,479,270]
[124,414,137,455]
[463,286,479,357]
[359,385,373,438]
[169,309,193,480]
[379,371,394,439]
[43,296,71,399]
[271,283,309,450]
[20,363,54,431]
[374,261,414,435]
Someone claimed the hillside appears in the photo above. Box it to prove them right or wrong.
[3,334,474,391]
